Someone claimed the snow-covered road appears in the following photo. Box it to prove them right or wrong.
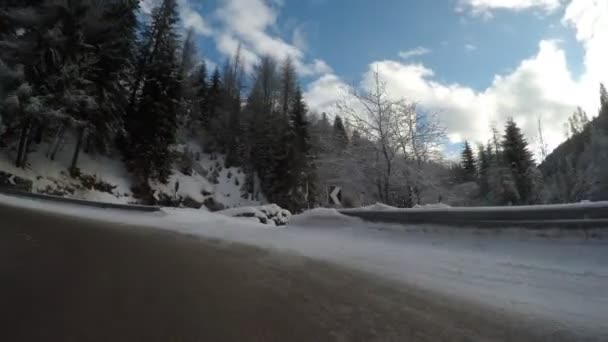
[2,194,607,338]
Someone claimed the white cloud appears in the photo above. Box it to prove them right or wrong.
[292,26,307,51]
[179,0,213,36]
[141,0,213,36]
[214,0,329,76]
[562,0,608,114]
[305,0,608,156]
[465,43,477,51]
[398,47,432,60]
[304,74,350,115]
[204,58,218,72]
[140,0,158,14]
[457,0,563,16]
[306,40,588,154]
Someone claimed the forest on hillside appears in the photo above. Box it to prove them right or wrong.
[1,0,607,212]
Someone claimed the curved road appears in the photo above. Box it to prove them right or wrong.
[0,201,601,341]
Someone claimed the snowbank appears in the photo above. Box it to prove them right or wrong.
[413,203,452,209]
[218,204,291,226]
[360,202,397,211]
[289,208,364,227]
[358,202,451,211]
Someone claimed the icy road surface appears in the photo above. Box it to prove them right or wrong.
[1,194,607,340]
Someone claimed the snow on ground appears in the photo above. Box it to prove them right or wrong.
[289,208,364,226]
[218,204,291,226]
[359,202,398,211]
[0,138,265,209]
[1,193,607,336]
[0,140,135,203]
[166,142,265,209]
[413,202,452,209]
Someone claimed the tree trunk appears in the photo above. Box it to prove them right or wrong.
[84,132,93,154]
[21,124,37,167]
[34,123,44,144]
[15,117,31,168]
[70,127,85,177]
[49,124,67,161]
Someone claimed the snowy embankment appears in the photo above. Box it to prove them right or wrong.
[0,139,264,210]
[343,200,608,228]
[217,204,291,226]
[2,194,607,336]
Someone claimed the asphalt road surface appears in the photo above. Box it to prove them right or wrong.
[0,202,594,341]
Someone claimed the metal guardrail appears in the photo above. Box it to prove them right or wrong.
[0,187,161,212]
[340,203,608,228]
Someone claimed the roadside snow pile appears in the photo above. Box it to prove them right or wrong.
[357,202,452,211]
[289,208,364,227]
[360,202,397,211]
[414,203,451,209]
[218,204,291,226]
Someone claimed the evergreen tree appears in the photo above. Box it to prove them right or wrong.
[477,143,491,194]
[196,61,209,127]
[279,56,296,117]
[320,112,331,131]
[284,86,315,211]
[332,115,349,150]
[502,118,536,204]
[124,0,181,184]
[205,67,222,130]
[600,83,608,109]
[86,0,139,154]
[0,0,139,170]
[221,49,244,167]
[460,141,476,182]
[245,56,279,201]
[178,28,202,130]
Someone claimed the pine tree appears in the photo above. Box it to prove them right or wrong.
[284,86,315,211]
[332,115,349,150]
[205,67,222,130]
[220,49,244,166]
[592,83,608,200]
[196,61,209,127]
[311,112,332,153]
[502,118,536,204]
[1,0,139,170]
[125,0,181,184]
[86,0,139,154]
[178,28,202,130]
[245,56,279,201]
[279,56,296,117]
[460,141,476,182]
[477,143,491,194]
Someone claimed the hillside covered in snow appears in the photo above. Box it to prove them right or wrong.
[0,137,264,211]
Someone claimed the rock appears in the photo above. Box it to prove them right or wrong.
[204,197,225,212]
[182,196,203,209]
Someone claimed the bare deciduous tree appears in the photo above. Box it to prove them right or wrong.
[336,70,446,205]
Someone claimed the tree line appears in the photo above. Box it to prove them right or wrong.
[2,0,604,211]
[455,85,608,205]
[0,0,316,212]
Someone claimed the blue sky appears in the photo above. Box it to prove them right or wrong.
[191,0,584,89]
[153,0,608,157]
